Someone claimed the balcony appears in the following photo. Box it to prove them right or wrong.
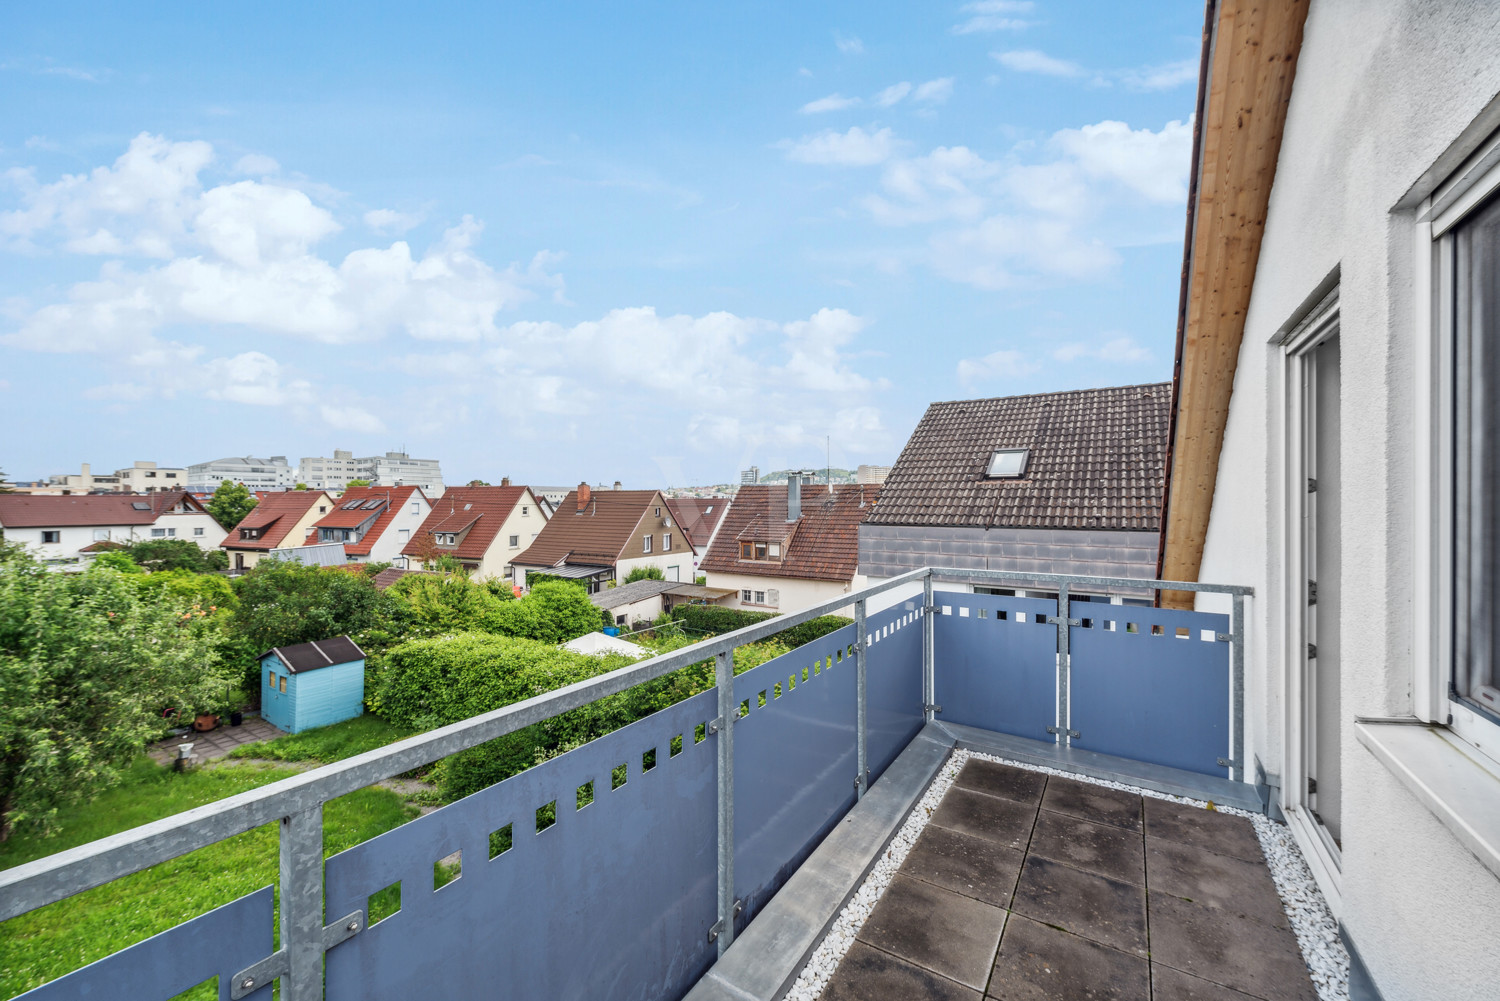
[0,568,1314,1001]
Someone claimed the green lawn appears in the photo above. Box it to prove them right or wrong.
[0,755,417,1000]
[227,713,415,765]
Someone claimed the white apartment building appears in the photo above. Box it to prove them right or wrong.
[854,464,890,485]
[186,456,297,492]
[297,450,361,491]
[42,461,188,494]
[356,451,444,493]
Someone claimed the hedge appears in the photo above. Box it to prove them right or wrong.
[668,605,852,648]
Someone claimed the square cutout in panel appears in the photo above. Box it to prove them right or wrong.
[612,763,628,789]
[695,721,708,741]
[577,780,595,809]
[368,880,401,925]
[489,824,513,858]
[757,690,767,707]
[669,734,683,756]
[643,748,657,771]
[434,849,461,890]
[536,800,557,833]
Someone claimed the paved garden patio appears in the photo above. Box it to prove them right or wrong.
[822,758,1316,1001]
[145,715,284,765]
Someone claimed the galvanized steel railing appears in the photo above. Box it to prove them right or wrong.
[0,567,1250,1001]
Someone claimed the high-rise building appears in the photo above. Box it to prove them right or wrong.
[186,456,296,492]
[296,450,445,493]
[740,466,760,485]
[855,464,891,485]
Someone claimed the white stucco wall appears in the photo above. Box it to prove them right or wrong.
[1195,2,1500,995]
[703,571,866,617]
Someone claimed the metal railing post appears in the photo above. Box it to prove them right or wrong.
[1056,583,1071,747]
[713,648,736,956]
[855,599,868,798]
[280,805,324,1001]
[1231,593,1246,783]
[923,573,936,722]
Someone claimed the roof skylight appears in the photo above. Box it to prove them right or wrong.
[986,449,1029,478]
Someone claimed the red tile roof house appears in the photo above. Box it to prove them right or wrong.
[399,485,546,582]
[857,383,1169,605]
[699,475,878,616]
[291,485,433,567]
[0,490,227,565]
[511,484,693,593]
[220,490,336,573]
[665,496,732,580]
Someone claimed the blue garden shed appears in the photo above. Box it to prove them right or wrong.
[259,636,366,734]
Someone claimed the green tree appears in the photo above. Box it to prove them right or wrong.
[294,482,309,490]
[0,561,232,838]
[125,538,225,573]
[386,573,509,637]
[622,565,664,583]
[494,581,599,644]
[136,569,237,613]
[89,550,143,575]
[207,481,257,530]
[345,479,372,488]
[229,560,393,653]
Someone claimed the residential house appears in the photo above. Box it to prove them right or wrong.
[296,485,431,566]
[187,456,297,492]
[859,384,1169,604]
[220,490,335,572]
[590,578,737,629]
[699,475,875,615]
[0,490,225,562]
[511,484,691,592]
[1156,2,1500,996]
[399,485,545,581]
[665,496,732,579]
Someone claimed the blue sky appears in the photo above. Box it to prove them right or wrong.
[1,1,1201,487]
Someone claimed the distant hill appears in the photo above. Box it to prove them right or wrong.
[759,468,856,484]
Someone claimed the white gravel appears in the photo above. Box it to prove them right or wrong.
[782,748,1350,1001]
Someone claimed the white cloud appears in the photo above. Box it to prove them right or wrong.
[363,208,424,234]
[801,93,861,114]
[1051,336,1151,364]
[203,350,310,407]
[957,348,1042,387]
[320,403,386,433]
[781,126,897,167]
[1052,119,1193,203]
[875,82,912,107]
[835,33,864,54]
[233,153,280,175]
[913,78,955,104]
[1119,59,1199,92]
[952,1,1034,34]
[992,49,1084,77]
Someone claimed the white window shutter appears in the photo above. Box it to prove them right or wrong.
[767,589,780,607]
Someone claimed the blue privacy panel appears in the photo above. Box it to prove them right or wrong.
[17,886,273,1001]
[863,601,925,780]
[324,689,719,1001]
[732,624,859,927]
[1069,606,1231,776]
[934,592,1059,742]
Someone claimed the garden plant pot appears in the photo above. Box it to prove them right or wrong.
[229,711,244,727]
[193,714,219,732]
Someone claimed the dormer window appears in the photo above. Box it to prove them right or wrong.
[435,532,458,546]
[986,449,1030,478]
[241,528,260,541]
[739,541,781,561]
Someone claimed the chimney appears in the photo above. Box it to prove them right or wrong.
[501,476,511,487]
[787,473,802,523]
[577,482,591,511]
[613,480,622,490]
[81,462,91,477]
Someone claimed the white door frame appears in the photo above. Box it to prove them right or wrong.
[1279,288,1343,912]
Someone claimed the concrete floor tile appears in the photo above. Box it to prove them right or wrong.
[1039,777,1142,832]
[823,941,981,1001]
[987,915,1149,1001]
[858,873,1007,991]
[930,788,1038,851]
[1029,810,1145,885]
[1142,799,1263,863]
[1011,856,1147,957]
[904,824,1025,907]
[1152,965,1264,1001]
[1149,893,1316,1001]
[954,759,1048,806]
[1145,839,1289,929]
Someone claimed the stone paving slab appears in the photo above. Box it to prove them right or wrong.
[827,758,1318,1001]
[146,716,284,764]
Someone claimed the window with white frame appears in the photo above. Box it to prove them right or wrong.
[1446,182,1500,723]
[643,534,652,553]
[509,535,520,548]
[742,589,753,603]
[663,532,671,550]
[754,590,766,604]
[93,529,110,541]
[194,527,204,536]
[151,528,167,537]
[41,530,60,544]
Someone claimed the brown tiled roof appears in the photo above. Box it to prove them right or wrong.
[0,489,207,528]
[865,383,1169,531]
[223,491,332,551]
[513,489,662,568]
[400,486,528,562]
[303,486,424,556]
[371,567,436,590]
[665,497,730,551]
[700,484,878,582]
